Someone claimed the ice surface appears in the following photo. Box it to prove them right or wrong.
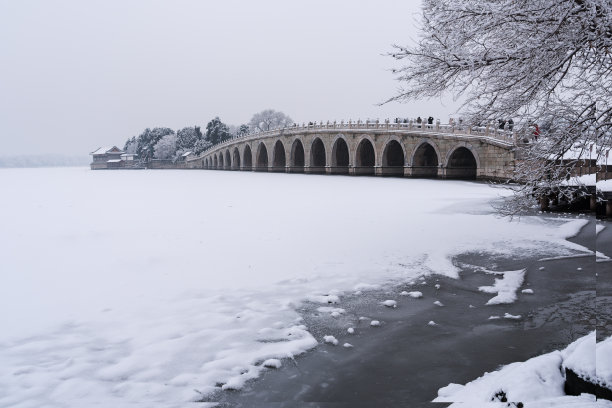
[0,168,597,407]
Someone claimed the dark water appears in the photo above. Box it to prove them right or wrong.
[204,218,609,408]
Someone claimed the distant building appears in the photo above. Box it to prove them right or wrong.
[177,151,193,162]
[90,146,125,170]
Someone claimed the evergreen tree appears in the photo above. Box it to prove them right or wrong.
[205,117,231,145]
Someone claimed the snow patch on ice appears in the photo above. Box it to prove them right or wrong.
[370,320,381,327]
[521,289,534,294]
[478,269,526,305]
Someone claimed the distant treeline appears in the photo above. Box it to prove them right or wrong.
[123,109,293,161]
[0,154,90,168]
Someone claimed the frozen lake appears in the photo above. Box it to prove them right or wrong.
[0,168,595,407]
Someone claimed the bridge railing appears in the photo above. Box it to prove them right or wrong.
[189,119,524,161]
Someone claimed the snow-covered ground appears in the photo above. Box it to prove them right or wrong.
[0,168,598,407]
[435,332,612,407]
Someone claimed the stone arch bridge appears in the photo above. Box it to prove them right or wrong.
[186,121,517,180]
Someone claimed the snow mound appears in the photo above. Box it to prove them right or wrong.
[428,321,437,326]
[434,300,444,307]
[522,289,534,294]
[323,335,339,346]
[262,359,282,369]
[504,313,521,320]
[382,300,397,308]
[347,328,355,334]
[343,343,353,348]
[370,320,381,327]
[404,291,423,298]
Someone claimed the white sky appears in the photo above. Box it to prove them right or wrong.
[0,0,460,156]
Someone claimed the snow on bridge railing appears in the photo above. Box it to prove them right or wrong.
[189,119,524,161]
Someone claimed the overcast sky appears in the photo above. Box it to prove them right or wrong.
[0,0,460,156]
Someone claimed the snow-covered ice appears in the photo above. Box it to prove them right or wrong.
[0,168,597,407]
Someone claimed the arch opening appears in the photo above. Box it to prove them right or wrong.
[232,148,241,170]
[355,139,375,175]
[446,146,477,179]
[243,145,253,170]
[412,143,439,178]
[256,143,268,171]
[224,150,231,170]
[331,138,349,174]
[290,139,305,172]
[203,158,208,169]
[272,140,286,172]
[213,155,218,169]
[382,140,405,176]
[310,138,326,174]
[218,153,224,169]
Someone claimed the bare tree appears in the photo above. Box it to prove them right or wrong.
[249,109,293,133]
[387,0,611,213]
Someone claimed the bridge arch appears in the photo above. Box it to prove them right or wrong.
[203,158,208,169]
[220,152,225,169]
[272,140,286,172]
[243,145,253,170]
[381,138,406,176]
[310,137,326,173]
[331,135,350,174]
[232,147,241,170]
[224,150,231,170]
[256,142,268,171]
[290,138,305,172]
[445,144,479,179]
[411,140,440,178]
[213,154,218,169]
[355,137,376,175]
